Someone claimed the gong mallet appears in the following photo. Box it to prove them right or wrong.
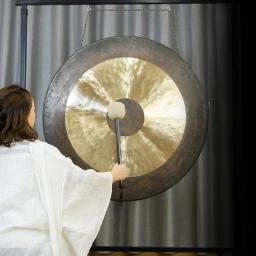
[107,102,126,189]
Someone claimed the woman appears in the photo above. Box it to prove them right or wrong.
[0,85,130,256]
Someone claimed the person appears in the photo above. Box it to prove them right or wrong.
[0,85,130,256]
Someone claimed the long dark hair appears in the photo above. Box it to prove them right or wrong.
[0,85,38,147]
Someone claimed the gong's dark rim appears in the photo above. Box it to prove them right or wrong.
[43,36,208,201]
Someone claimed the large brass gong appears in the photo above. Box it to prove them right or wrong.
[44,37,208,201]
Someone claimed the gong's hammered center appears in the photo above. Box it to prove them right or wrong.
[106,98,145,136]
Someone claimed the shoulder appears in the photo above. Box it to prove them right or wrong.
[30,139,64,157]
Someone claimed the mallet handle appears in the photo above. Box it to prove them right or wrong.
[114,118,122,164]
[114,118,124,196]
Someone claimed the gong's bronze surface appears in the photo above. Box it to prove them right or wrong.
[65,57,186,178]
[43,37,208,201]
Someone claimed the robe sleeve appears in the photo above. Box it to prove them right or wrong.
[61,163,113,256]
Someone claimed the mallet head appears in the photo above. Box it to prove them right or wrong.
[107,102,125,120]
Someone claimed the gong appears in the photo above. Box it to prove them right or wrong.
[43,36,208,201]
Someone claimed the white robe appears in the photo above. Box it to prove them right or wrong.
[0,140,112,256]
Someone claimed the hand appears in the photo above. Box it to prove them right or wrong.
[111,163,130,182]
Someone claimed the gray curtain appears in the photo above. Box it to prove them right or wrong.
[0,0,233,248]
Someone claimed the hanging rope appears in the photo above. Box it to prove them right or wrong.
[81,5,92,48]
